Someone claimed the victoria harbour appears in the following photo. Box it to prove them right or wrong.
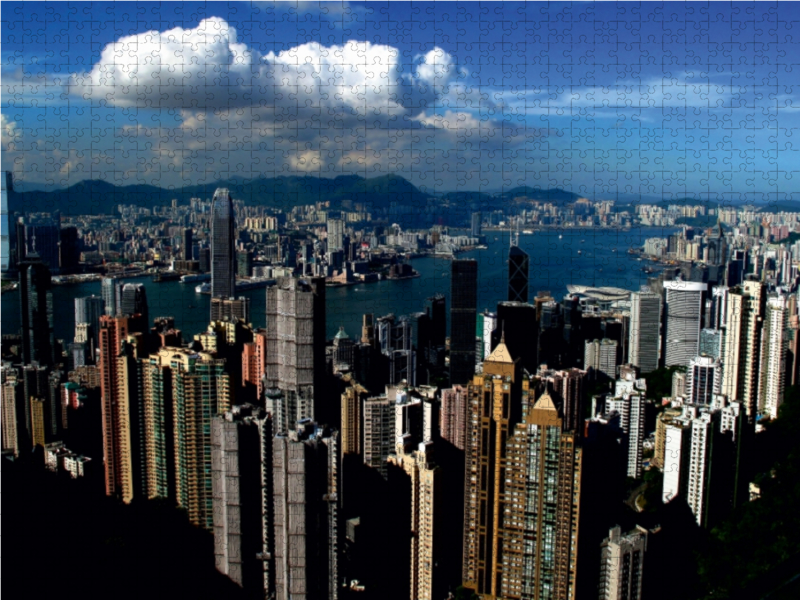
[1,227,671,343]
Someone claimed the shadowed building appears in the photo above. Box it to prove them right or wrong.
[450,260,478,385]
[211,188,236,302]
[508,244,529,303]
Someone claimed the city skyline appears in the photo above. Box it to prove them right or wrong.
[4,3,800,600]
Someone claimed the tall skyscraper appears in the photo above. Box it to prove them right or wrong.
[22,216,61,273]
[182,227,193,261]
[265,277,326,432]
[341,382,368,456]
[119,282,149,328]
[388,440,443,600]
[721,280,765,417]
[629,287,662,373]
[450,259,478,385]
[18,252,54,365]
[101,277,117,316]
[462,339,528,597]
[211,188,236,300]
[74,295,105,355]
[470,211,482,238]
[271,422,339,600]
[98,316,140,502]
[664,280,708,367]
[211,404,271,592]
[507,244,529,303]
[759,294,788,419]
[1,171,12,278]
[170,347,231,529]
[501,391,582,600]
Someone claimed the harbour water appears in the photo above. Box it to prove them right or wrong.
[0,227,675,344]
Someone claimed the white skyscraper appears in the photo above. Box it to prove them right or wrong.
[629,287,662,373]
[759,294,788,419]
[664,280,707,367]
[720,281,765,417]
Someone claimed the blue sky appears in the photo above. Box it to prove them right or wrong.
[2,1,800,201]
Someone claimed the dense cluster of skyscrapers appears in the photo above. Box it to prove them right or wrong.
[3,180,800,600]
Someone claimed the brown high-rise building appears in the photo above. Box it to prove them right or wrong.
[462,338,528,597]
[463,340,582,599]
[341,380,368,456]
[501,392,582,600]
[98,315,138,502]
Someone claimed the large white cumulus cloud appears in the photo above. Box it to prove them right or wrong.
[68,16,460,117]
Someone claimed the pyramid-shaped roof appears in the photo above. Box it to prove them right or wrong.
[485,340,514,364]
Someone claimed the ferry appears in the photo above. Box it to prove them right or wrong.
[195,282,211,294]
[181,273,211,283]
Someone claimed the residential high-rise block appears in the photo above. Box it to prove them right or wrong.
[598,526,648,600]
[170,347,231,529]
[98,316,143,503]
[501,391,582,600]
[687,355,721,405]
[664,280,707,367]
[607,377,646,479]
[388,440,443,600]
[341,381,368,456]
[629,288,661,374]
[720,280,765,417]
[18,251,54,365]
[265,277,326,432]
[363,394,394,477]
[759,294,788,419]
[210,296,251,323]
[271,422,339,600]
[211,404,271,593]
[584,338,619,380]
[508,244,529,303]
[450,259,478,385]
[1,367,21,456]
[211,188,236,301]
[440,384,468,451]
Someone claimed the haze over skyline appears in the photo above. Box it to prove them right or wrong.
[3,1,800,201]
